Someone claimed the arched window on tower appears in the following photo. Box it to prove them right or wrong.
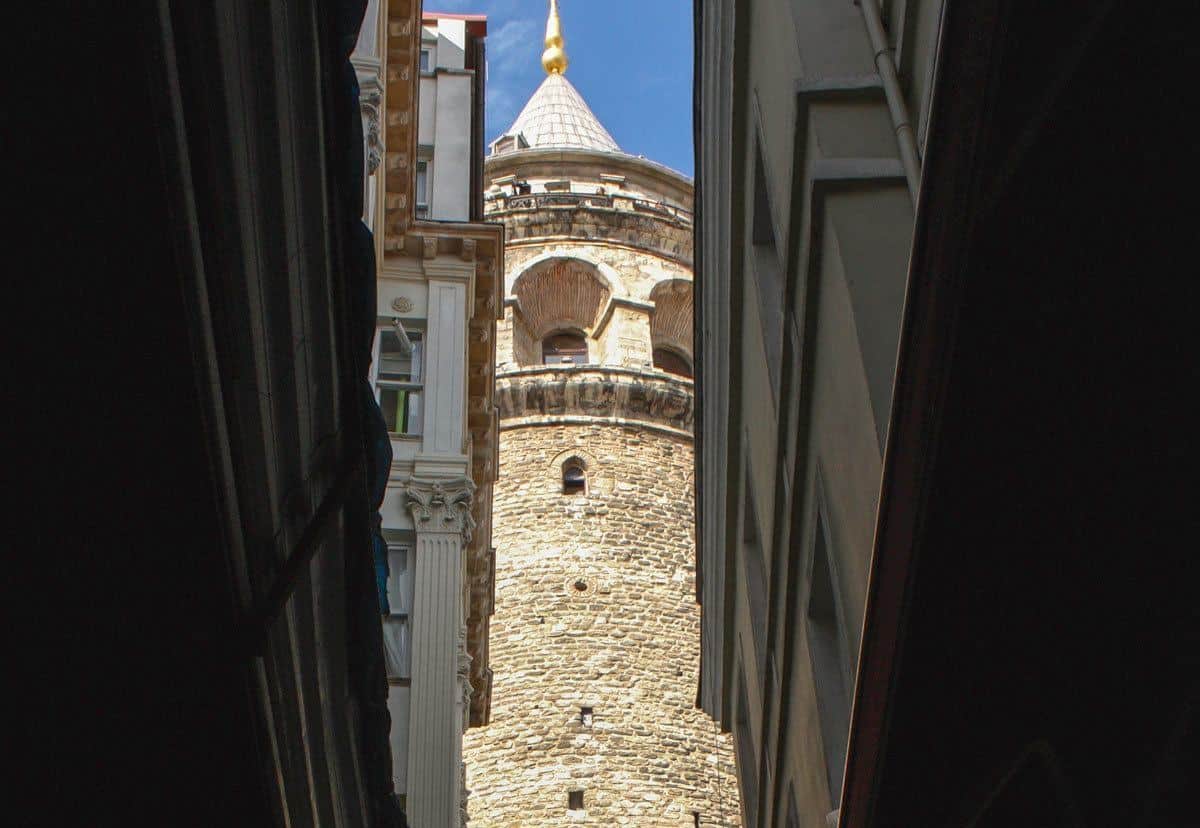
[542,331,588,365]
[562,458,587,495]
[652,347,693,378]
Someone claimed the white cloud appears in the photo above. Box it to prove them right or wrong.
[488,17,538,72]
[483,15,539,137]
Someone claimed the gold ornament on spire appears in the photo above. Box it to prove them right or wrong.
[541,0,568,75]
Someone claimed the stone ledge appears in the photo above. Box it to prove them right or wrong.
[495,367,694,434]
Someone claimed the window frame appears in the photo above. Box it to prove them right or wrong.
[805,494,851,807]
[415,160,430,219]
[371,325,425,437]
[751,132,785,402]
[382,543,414,682]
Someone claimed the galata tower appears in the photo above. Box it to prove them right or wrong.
[462,2,741,825]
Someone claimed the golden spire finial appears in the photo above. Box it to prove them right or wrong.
[541,0,568,75]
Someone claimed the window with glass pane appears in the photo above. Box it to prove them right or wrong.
[415,161,429,218]
[375,329,423,435]
[382,545,413,680]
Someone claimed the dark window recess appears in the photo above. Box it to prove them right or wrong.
[693,811,702,827]
[653,347,693,378]
[742,482,769,685]
[807,509,850,806]
[581,707,594,726]
[752,137,784,395]
[562,459,586,495]
[542,331,588,365]
[734,670,760,828]
[568,790,584,810]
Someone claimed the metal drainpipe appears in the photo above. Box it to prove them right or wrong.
[859,0,921,205]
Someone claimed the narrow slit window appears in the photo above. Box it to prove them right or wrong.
[568,790,584,811]
[415,160,429,219]
[562,459,586,495]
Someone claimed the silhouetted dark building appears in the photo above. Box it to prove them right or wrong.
[26,2,410,825]
[695,2,1197,827]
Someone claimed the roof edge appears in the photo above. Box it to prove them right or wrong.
[486,146,694,190]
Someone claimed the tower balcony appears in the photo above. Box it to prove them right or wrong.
[495,364,695,436]
[484,190,694,266]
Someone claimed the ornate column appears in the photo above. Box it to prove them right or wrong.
[403,478,475,828]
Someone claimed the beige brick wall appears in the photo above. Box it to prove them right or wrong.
[463,422,741,826]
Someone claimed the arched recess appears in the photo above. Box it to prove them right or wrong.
[649,279,694,373]
[506,250,624,299]
[510,257,614,365]
[652,346,693,378]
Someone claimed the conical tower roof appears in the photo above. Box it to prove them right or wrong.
[490,0,620,155]
[500,73,620,153]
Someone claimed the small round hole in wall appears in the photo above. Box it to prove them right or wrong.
[573,579,588,592]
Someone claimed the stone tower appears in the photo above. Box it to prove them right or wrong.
[462,4,741,825]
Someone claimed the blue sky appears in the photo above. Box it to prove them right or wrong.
[430,0,695,177]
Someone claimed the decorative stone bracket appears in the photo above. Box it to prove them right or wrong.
[403,477,477,543]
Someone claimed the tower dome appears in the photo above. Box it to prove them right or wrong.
[493,73,620,154]
[463,3,740,826]
[489,0,619,156]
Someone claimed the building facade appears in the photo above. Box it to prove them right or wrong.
[694,1,945,827]
[356,3,503,825]
[461,4,741,825]
[414,12,487,222]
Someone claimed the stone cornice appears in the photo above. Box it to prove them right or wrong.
[485,146,694,192]
[403,477,477,543]
[495,367,695,434]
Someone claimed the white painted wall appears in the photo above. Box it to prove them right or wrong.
[415,17,476,221]
[431,73,472,221]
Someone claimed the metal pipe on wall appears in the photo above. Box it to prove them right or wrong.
[859,0,921,204]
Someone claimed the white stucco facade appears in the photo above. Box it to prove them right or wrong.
[355,5,500,826]
[416,15,485,222]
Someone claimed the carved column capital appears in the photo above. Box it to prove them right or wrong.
[359,87,384,174]
[403,477,477,543]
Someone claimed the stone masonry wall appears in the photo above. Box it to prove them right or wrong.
[462,422,741,826]
[496,242,694,372]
